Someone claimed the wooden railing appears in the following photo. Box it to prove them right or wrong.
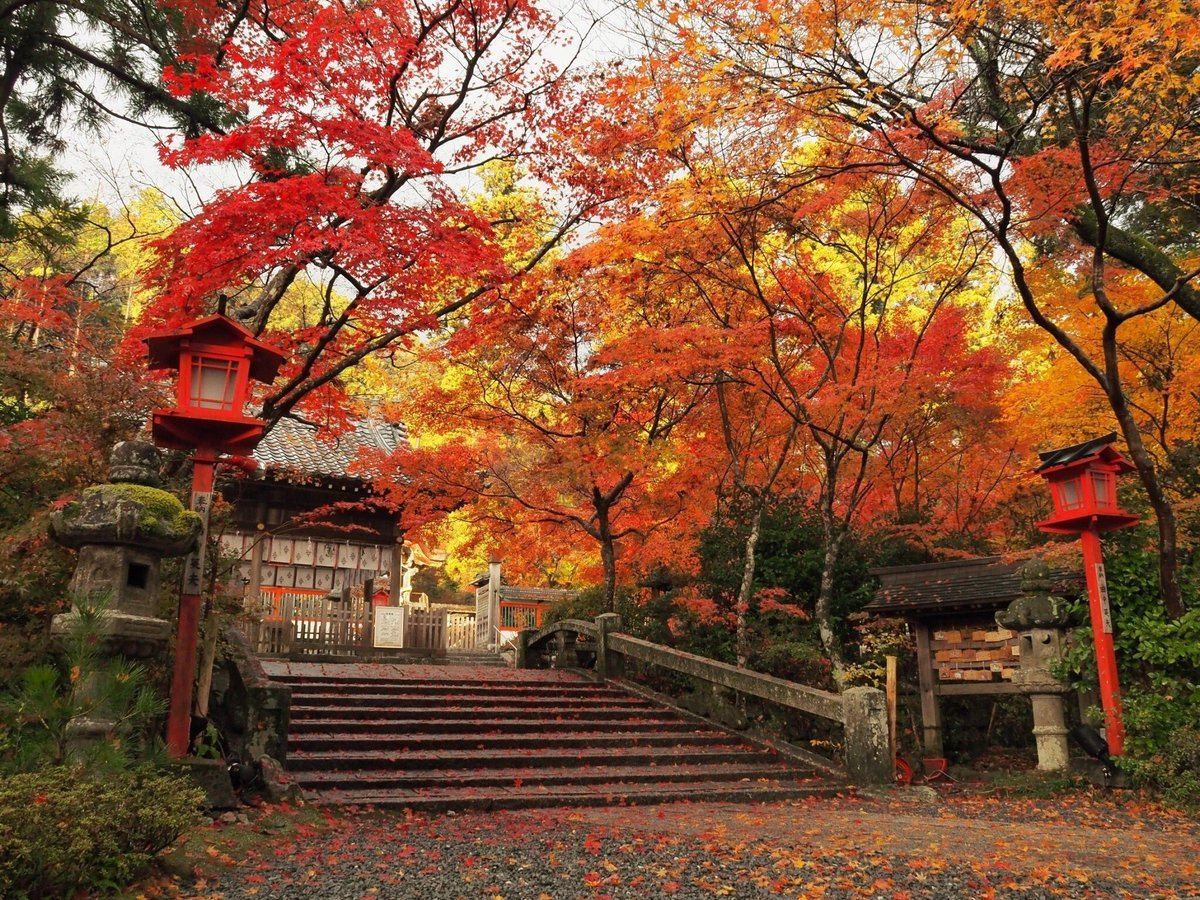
[518,614,891,785]
[406,608,448,650]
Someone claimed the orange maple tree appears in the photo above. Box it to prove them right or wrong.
[617,0,1199,615]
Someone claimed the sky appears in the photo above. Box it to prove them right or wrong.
[62,0,631,218]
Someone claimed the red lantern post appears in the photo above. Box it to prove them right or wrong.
[1035,433,1138,756]
[145,312,286,757]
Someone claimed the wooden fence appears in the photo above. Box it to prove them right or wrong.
[242,587,452,656]
[447,612,474,650]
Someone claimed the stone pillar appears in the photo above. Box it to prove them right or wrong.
[552,629,580,668]
[486,558,502,649]
[842,686,892,785]
[997,560,1073,771]
[48,442,201,748]
[595,613,623,680]
[515,628,536,669]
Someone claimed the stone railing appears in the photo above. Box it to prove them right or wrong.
[518,618,598,669]
[518,613,891,785]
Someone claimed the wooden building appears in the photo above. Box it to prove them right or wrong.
[864,557,1082,756]
[218,416,417,611]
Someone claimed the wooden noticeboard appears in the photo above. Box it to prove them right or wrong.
[373,606,407,648]
[931,625,1020,683]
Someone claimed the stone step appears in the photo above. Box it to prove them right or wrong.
[282,681,615,697]
[271,672,598,687]
[284,744,780,772]
[285,691,653,709]
[288,704,663,722]
[288,729,738,753]
[291,762,812,792]
[273,664,839,811]
[309,780,838,811]
[289,717,702,736]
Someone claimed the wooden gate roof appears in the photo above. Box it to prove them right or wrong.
[864,557,1082,617]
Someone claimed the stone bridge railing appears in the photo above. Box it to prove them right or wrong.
[518,614,891,785]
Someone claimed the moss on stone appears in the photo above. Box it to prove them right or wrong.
[74,483,201,541]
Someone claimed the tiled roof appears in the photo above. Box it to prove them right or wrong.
[252,417,409,479]
[1035,433,1118,472]
[864,557,1082,615]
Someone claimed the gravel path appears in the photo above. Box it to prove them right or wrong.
[169,791,1200,899]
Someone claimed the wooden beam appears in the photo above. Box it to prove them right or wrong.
[934,682,1024,696]
[913,622,943,756]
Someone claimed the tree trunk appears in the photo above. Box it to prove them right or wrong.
[735,505,763,668]
[812,465,849,687]
[595,496,618,613]
[599,536,617,613]
[815,533,847,687]
[1101,326,1186,618]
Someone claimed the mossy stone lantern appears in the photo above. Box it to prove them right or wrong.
[50,441,201,657]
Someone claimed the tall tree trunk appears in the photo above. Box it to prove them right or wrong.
[999,234,1185,620]
[599,536,617,613]
[1102,325,1186,618]
[735,505,764,668]
[815,535,847,687]
[816,485,848,686]
[595,502,618,613]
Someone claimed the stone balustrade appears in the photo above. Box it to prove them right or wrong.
[518,614,891,786]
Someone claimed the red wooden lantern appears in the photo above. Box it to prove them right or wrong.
[1034,433,1138,756]
[145,314,287,455]
[144,311,286,757]
[1035,433,1138,534]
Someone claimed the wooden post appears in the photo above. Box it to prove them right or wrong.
[389,542,405,605]
[913,622,943,756]
[487,559,501,648]
[248,511,265,604]
[885,654,898,763]
[362,577,375,650]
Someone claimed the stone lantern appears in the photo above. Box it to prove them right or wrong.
[996,560,1074,771]
[50,442,202,658]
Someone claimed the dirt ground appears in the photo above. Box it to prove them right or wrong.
[137,779,1200,899]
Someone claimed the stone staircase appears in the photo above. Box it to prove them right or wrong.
[263,662,839,810]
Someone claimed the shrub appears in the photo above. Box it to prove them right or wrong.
[1056,532,1200,804]
[1,598,166,772]
[0,765,202,898]
[543,585,678,645]
[752,640,826,684]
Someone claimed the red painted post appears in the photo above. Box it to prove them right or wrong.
[1079,526,1124,755]
[166,452,216,757]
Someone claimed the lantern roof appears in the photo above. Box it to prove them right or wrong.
[1035,433,1134,476]
[144,314,287,384]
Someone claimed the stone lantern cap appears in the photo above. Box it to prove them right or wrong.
[996,560,1075,631]
[107,440,163,487]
